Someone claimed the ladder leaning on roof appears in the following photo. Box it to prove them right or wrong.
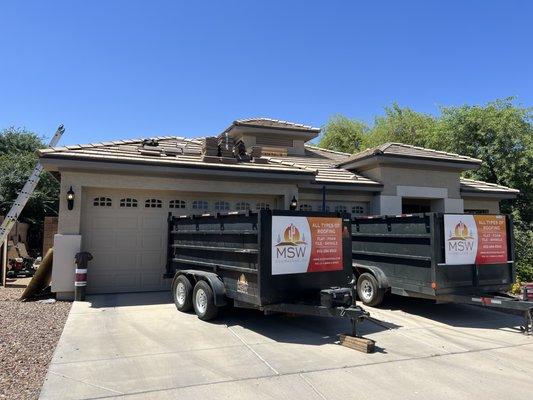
[0,125,65,267]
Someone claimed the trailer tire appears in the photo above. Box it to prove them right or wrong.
[357,273,384,307]
[173,275,193,312]
[193,281,218,321]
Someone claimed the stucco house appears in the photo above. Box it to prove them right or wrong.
[37,118,518,299]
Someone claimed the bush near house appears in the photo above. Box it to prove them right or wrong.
[318,98,533,282]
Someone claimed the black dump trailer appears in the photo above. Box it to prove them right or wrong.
[351,212,533,333]
[166,210,373,341]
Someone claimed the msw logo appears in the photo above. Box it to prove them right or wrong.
[276,246,307,259]
[448,240,475,252]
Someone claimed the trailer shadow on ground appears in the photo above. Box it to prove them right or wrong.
[369,294,525,332]
[213,306,399,348]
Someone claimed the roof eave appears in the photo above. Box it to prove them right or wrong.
[338,154,481,171]
[460,189,519,199]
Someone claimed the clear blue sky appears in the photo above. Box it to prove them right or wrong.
[1,1,532,145]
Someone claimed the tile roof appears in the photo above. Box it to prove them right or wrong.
[338,142,482,166]
[37,137,311,175]
[265,146,381,186]
[460,178,519,194]
[230,118,320,132]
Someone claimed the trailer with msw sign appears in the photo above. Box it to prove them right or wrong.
[351,212,533,334]
[166,210,380,352]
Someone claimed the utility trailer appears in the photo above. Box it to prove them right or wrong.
[351,212,533,334]
[166,210,373,342]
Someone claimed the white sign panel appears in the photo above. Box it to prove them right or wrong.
[444,215,478,265]
[271,215,344,275]
[271,216,311,275]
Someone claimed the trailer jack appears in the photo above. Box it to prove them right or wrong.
[520,309,533,335]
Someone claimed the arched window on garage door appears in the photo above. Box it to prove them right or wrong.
[169,200,186,209]
[145,198,162,208]
[352,205,366,216]
[214,201,230,211]
[299,204,312,211]
[255,202,270,210]
[120,198,138,208]
[235,202,250,211]
[192,200,209,210]
[93,197,112,207]
[334,205,347,213]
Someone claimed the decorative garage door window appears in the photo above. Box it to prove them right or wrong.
[334,205,347,213]
[299,204,313,211]
[352,205,365,215]
[192,200,209,210]
[120,198,138,208]
[145,198,162,208]
[256,202,270,210]
[93,197,112,207]
[235,202,250,211]
[214,201,230,211]
[169,200,186,209]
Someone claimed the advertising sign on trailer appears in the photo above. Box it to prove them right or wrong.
[444,214,507,265]
[271,216,344,275]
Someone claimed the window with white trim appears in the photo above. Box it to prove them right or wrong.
[192,200,209,210]
[93,197,112,207]
[169,200,186,209]
[145,198,162,208]
[235,202,250,211]
[299,204,313,211]
[214,201,230,211]
[255,202,270,210]
[120,198,138,208]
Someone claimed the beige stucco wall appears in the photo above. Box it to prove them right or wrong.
[463,198,501,214]
[363,165,461,198]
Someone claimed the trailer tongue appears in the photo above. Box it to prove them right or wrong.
[167,210,375,351]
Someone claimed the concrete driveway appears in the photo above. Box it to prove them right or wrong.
[40,292,533,400]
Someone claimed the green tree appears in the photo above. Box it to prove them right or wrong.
[366,103,437,148]
[317,115,369,153]
[0,127,59,226]
[432,98,532,221]
[431,98,533,280]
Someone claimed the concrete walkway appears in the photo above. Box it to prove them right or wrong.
[40,292,533,399]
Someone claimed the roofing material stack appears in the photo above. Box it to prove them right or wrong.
[202,137,219,156]
[218,136,235,158]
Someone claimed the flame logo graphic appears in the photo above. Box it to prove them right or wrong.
[276,223,307,246]
[449,221,474,241]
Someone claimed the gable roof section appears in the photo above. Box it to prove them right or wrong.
[338,142,482,169]
[460,178,519,198]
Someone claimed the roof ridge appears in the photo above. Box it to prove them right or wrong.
[392,142,482,162]
[304,144,352,156]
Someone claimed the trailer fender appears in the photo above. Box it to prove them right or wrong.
[173,270,227,307]
[352,264,390,290]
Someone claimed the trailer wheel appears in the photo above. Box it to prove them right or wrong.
[357,273,384,307]
[173,275,193,312]
[193,281,218,321]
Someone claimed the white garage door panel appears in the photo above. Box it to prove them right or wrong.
[82,189,276,294]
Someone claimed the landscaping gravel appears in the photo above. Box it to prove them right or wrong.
[0,286,71,400]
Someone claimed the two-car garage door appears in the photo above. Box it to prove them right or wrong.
[81,189,277,294]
